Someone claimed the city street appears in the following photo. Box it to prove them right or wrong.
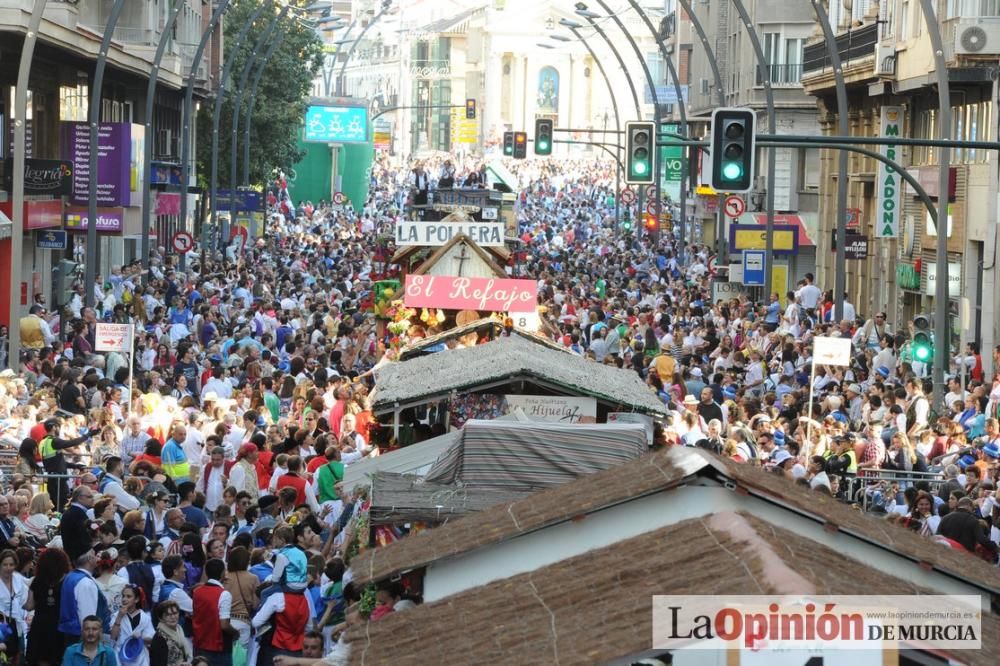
[1,2,999,666]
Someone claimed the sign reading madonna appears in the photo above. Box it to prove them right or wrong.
[404,275,537,313]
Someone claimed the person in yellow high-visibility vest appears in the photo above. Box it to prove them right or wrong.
[160,423,191,483]
[39,418,92,510]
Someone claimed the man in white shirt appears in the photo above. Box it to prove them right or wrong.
[796,273,822,312]
[99,457,141,513]
[202,367,234,403]
[944,376,967,414]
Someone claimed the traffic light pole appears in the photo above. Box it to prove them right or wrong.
[141,0,186,285]
[731,0,776,299]
[809,0,850,323]
[336,1,392,97]
[595,1,669,244]
[561,26,623,228]
[918,0,952,409]
[625,0,690,251]
[9,0,49,364]
[243,21,291,186]
[209,0,272,258]
[181,0,232,271]
[229,5,290,211]
[85,0,128,310]
[675,0,728,265]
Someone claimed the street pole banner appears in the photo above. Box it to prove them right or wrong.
[875,106,902,238]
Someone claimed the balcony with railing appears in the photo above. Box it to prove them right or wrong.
[754,63,804,86]
[77,0,155,45]
[945,0,1000,19]
[803,22,878,76]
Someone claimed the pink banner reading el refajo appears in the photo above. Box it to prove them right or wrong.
[404,275,537,313]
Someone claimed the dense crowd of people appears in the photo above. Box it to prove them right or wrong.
[0,149,997,665]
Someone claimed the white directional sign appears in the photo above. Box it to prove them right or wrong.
[95,323,134,353]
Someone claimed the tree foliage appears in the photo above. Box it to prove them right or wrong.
[195,0,322,190]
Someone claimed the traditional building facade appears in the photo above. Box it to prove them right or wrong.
[802,1,998,373]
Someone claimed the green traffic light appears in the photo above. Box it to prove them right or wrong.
[722,162,743,180]
[633,162,648,175]
[914,345,931,362]
[538,140,549,150]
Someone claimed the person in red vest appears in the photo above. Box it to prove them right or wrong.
[192,558,238,665]
[251,578,315,661]
[275,456,321,512]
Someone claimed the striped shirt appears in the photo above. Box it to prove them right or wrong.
[120,431,147,468]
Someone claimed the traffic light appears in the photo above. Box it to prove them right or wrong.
[503,131,514,156]
[645,214,657,234]
[465,98,476,119]
[625,121,655,184]
[709,107,755,192]
[912,314,933,363]
[52,259,78,311]
[534,118,553,155]
[622,214,633,232]
[513,131,528,159]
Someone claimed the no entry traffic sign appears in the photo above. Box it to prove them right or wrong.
[171,231,194,254]
[723,195,746,219]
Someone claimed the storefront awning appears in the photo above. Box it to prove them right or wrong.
[750,213,815,247]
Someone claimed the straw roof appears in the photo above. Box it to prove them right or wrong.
[371,334,666,415]
[350,447,1000,596]
[346,510,1000,665]
[368,472,529,525]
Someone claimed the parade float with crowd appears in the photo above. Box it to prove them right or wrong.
[0,150,996,666]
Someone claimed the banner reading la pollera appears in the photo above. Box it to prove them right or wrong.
[652,595,982,655]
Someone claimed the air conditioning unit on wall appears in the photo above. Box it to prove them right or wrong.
[955,20,1000,55]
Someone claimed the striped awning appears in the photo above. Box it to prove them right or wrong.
[424,420,648,491]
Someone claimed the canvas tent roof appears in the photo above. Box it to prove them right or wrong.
[341,414,525,493]
[341,431,460,494]
[368,472,528,525]
[423,420,648,490]
[371,334,666,415]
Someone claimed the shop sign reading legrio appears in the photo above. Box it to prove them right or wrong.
[876,106,902,238]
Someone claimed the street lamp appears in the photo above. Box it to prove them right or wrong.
[336,0,394,96]
[229,4,294,223]
[548,22,624,228]
[141,0,187,283]
[85,0,128,309]
[179,0,233,271]
[209,1,273,256]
